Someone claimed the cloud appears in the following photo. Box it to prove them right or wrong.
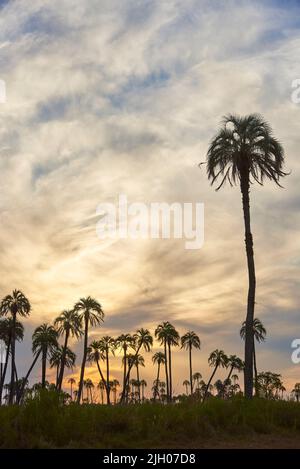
[0,0,299,393]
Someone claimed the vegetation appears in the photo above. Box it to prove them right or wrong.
[0,393,300,448]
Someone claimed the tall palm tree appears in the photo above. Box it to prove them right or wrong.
[181,331,201,395]
[203,350,228,402]
[183,379,190,395]
[155,322,179,401]
[54,309,82,391]
[120,328,152,403]
[97,380,105,404]
[206,114,286,398]
[116,334,135,399]
[0,290,31,404]
[50,345,76,386]
[87,340,107,400]
[0,318,24,405]
[152,351,166,401]
[32,324,58,388]
[99,336,115,405]
[225,355,244,383]
[68,377,76,401]
[240,317,266,395]
[74,297,104,404]
[132,353,145,402]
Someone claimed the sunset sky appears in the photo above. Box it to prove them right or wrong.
[0,0,300,397]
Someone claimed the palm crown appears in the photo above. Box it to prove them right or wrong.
[206,114,286,190]
[240,317,266,343]
[181,331,201,350]
[74,297,104,326]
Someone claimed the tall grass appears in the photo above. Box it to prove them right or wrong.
[0,392,300,448]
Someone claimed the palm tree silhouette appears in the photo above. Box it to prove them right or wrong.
[140,379,147,401]
[240,317,266,395]
[183,379,190,395]
[120,328,152,403]
[192,372,202,394]
[50,345,76,386]
[225,355,244,383]
[292,383,300,402]
[87,340,107,400]
[54,309,82,391]
[74,297,104,404]
[181,331,201,395]
[100,336,115,405]
[116,334,135,399]
[97,380,105,404]
[0,290,30,404]
[0,318,24,405]
[203,349,228,402]
[206,114,287,398]
[32,324,58,389]
[152,351,166,401]
[84,378,94,403]
[111,379,120,404]
[68,377,76,401]
[155,322,179,401]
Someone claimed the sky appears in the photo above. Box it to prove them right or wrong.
[0,0,300,398]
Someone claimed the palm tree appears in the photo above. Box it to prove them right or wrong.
[132,354,145,402]
[87,340,107,401]
[181,331,201,395]
[152,351,166,401]
[74,297,104,404]
[292,383,300,402]
[111,379,120,404]
[155,322,179,401]
[140,379,147,401]
[99,336,115,405]
[206,114,286,398]
[68,377,76,401]
[120,328,152,403]
[240,317,266,395]
[0,318,24,404]
[50,345,76,385]
[116,334,135,399]
[203,350,228,402]
[192,372,202,393]
[84,378,94,403]
[0,290,31,404]
[183,379,190,395]
[97,380,105,404]
[225,355,244,383]
[32,324,58,388]
[54,309,82,391]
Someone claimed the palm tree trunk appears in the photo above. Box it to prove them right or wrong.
[8,312,16,404]
[189,344,193,395]
[70,382,73,401]
[136,365,140,402]
[17,350,41,403]
[106,348,110,405]
[77,316,88,404]
[96,358,107,397]
[123,345,127,399]
[0,334,11,405]
[154,363,160,401]
[203,364,218,403]
[241,173,255,399]
[253,337,258,396]
[57,329,69,391]
[164,341,169,401]
[42,347,47,388]
[226,365,234,382]
[168,342,172,402]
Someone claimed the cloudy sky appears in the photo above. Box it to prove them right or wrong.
[0,0,300,397]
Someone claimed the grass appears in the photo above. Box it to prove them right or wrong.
[0,392,300,448]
